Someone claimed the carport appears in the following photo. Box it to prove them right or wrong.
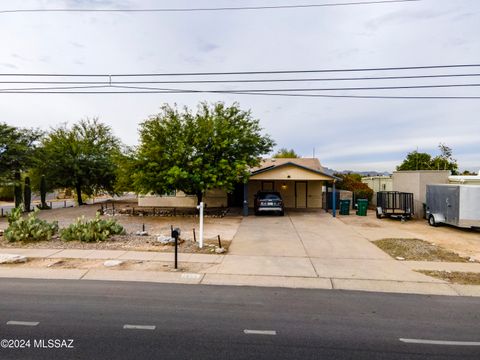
[242,158,337,216]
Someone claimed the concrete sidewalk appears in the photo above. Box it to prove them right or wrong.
[1,246,480,297]
[1,210,479,297]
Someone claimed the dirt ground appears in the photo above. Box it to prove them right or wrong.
[0,257,215,273]
[338,212,480,260]
[417,270,480,285]
[373,238,474,262]
[0,200,241,253]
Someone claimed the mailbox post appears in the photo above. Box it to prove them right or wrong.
[171,227,181,269]
[197,202,204,248]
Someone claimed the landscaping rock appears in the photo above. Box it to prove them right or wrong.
[156,235,174,244]
[0,253,27,264]
[215,247,226,254]
[469,257,477,263]
[395,256,405,261]
[135,230,149,236]
[103,260,124,267]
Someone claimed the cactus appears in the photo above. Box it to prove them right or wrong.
[24,177,31,212]
[4,207,58,242]
[61,213,125,242]
[14,171,22,208]
[40,175,48,209]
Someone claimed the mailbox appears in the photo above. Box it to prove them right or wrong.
[171,227,181,239]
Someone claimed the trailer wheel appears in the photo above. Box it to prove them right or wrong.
[428,215,438,227]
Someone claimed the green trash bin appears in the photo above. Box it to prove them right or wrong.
[356,199,368,216]
[339,200,350,215]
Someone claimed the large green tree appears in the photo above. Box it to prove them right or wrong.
[396,151,433,171]
[0,123,41,182]
[273,148,299,158]
[0,123,41,206]
[397,144,458,174]
[33,118,121,205]
[133,102,275,204]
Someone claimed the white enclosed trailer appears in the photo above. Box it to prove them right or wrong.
[426,184,480,228]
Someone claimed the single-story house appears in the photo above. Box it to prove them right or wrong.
[138,158,337,215]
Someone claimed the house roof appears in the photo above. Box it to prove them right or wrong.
[251,157,323,172]
[250,158,336,180]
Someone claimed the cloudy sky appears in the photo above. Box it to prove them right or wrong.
[1,0,479,172]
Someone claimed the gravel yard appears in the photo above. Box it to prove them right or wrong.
[339,212,480,261]
[0,200,241,254]
[373,238,475,262]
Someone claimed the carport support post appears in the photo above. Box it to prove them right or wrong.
[332,180,336,218]
[242,183,249,217]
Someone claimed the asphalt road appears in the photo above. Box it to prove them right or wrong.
[0,279,479,359]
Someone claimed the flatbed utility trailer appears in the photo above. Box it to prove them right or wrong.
[376,191,414,220]
[426,184,480,229]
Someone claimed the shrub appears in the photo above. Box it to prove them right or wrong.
[334,173,374,202]
[4,207,58,242]
[353,186,374,202]
[60,213,125,242]
[0,186,14,201]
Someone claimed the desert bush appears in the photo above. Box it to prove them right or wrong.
[334,173,374,202]
[4,207,58,242]
[60,213,125,242]
[354,187,374,202]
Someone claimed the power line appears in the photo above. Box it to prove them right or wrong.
[229,91,480,100]
[0,88,478,99]
[3,63,480,77]
[2,72,480,85]
[1,84,480,100]
[0,1,421,14]
[3,82,480,92]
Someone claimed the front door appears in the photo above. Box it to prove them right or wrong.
[295,181,307,208]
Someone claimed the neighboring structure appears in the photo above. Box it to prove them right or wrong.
[138,158,337,212]
[392,170,450,218]
[448,171,480,185]
[362,176,393,194]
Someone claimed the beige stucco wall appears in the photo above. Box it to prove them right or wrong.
[392,171,449,218]
[138,189,227,208]
[248,180,324,208]
[362,176,393,193]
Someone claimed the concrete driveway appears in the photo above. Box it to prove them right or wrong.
[215,212,440,284]
[229,211,389,259]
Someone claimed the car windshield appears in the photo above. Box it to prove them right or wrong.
[258,193,281,200]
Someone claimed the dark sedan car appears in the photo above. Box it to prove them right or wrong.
[254,191,285,216]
